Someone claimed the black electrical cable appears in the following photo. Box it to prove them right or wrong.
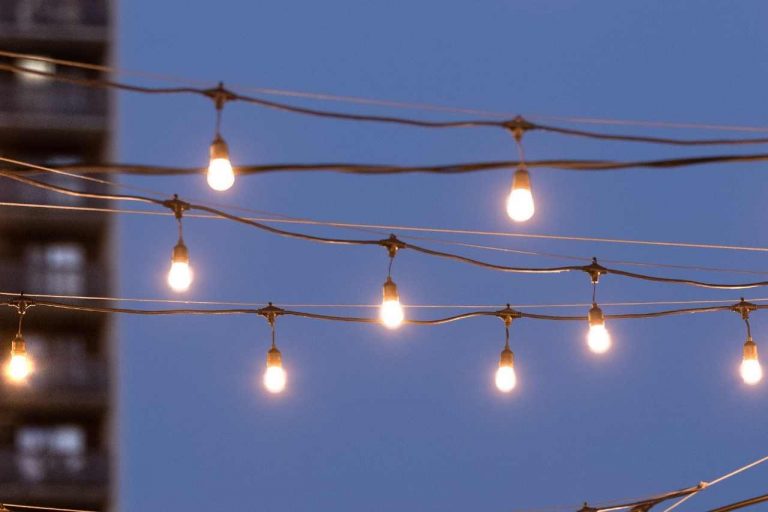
[4,168,768,291]
[8,299,757,325]
[706,493,768,512]
[5,62,768,146]
[10,152,768,176]
[578,483,702,512]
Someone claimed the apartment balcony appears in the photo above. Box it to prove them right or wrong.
[0,80,109,140]
[0,451,109,507]
[0,0,110,45]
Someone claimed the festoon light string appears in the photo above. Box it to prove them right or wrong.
[6,59,768,225]
[2,294,764,393]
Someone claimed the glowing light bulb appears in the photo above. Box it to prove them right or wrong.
[506,168,534,222]
[167,241,193,292]
[587,304,611,354]
[495,347,516,392]
[741,337,762,385]
[5,334,32,384]
[207,136,235,191]
[380,277,404,329]
[264,346,286,393]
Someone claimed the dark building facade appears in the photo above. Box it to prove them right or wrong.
[0,1,115,510]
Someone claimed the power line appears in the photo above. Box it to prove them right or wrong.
[4,49,768,135]
[7,62,768,147]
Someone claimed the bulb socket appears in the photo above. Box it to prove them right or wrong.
[11,334,25,356]
[588,304,605,327]
[744,336,759,361]
[210,136,230,160]
[266,346,282,368]
[512,168,531,192]
[382,277,399,302]
[499,346,514,367]
[172,241,190,264]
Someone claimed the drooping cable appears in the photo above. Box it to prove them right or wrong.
[5,164,768,290]
[5,49,768,135]
[7,61,768,146]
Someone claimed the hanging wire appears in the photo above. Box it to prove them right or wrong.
[1,296,761,325]
[6,200,768,276]
[7,61,768,146]
[14,152,768,176]
[6,162,768,290]
[661,453,768,512]
[4,49,768,135]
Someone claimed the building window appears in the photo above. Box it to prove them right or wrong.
[25,242,86,294]
[16,425,86,482]
[24,332,94,387]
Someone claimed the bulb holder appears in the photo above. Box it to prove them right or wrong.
[210,136,230,161]
[499,346,514,367]
[382,277,399,302]
[588,304,605,327]
[512,168,531,192]
[172,241,189,264]
[744,337,759,361]
[266,346,282,368]
[10,334,25,356]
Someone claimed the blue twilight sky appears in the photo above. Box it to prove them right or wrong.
[115,2,768,511]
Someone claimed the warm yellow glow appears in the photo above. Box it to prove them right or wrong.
[495,365,516,392]
[5,353,32,384]
[741,359,763,385]
[207,157,235,191]
[380,299,404,329]
[506,187,535,222]
[167,261,193,292]
[587,324,612,354]
[506,169,534,222]
[264,366,287,393]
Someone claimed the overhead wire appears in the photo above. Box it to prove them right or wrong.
[2,295,760,325]
[3,290,767,311]
[661,453,768,512]
[7,61,768,147]
[6,199,768,276]
[10,152,768,176]
[2,505,95,512]
[5,161,768,290]
[4,49,768,135]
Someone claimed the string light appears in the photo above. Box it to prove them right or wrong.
[495,309,518,392]
[735,300,763,385]
[380,236,405,329]
[1,296,767,395]
[4,298,33,384]
[586,261,612,354]
[506,127,535,222]
[506,165,535,222]
[165,196,193,292]
[261,304,286,394]
[207,136,235,191]
[206,84,236,191]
